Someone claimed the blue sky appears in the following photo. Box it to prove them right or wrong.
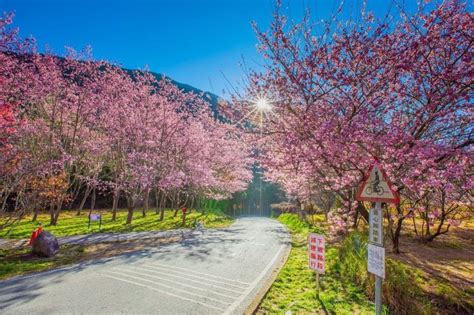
[2,0,420,96]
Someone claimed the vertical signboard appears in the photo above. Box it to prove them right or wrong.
[308,233,325,273]
[368,244,385,279]
[369,207,383,245]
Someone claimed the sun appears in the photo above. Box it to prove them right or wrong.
[255,97,272,113]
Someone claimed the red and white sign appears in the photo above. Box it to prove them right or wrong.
[356,163,400,204]
[308,233,325,273]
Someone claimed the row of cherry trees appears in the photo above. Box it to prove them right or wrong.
[240,0,472,252]
[0,13,253,227]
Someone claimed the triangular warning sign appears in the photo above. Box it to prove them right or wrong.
[356,163,400,204]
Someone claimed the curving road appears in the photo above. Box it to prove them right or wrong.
[0,217,290,315]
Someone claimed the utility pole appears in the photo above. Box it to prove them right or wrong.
[374,201,383,315]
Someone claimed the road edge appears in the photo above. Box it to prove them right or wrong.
[244,225,292,315]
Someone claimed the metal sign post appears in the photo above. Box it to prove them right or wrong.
[373,202,383,315]
[356,162,399,315]
[308,233,325,299]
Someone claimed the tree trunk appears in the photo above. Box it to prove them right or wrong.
[1,190,10,212]
[182,210,187,226]
[143,189,149,217]
[391,218,403,254]
[390,204,404,254]
[49,202,55,225]
[352,205,359,228]
[126,207,134,225]
[31,201,39,222]
[356,201,369,223]
[126,196,136,224]
[173,192,179,217]
[112,188,120,221]
[159,193,166,221]
[52,197,63,225]
[126,196,135,225]
[189,196,194,214]
[32,208,39,222]
[88,187,96,217]
[154,189,160,214]
[77,184,92,215]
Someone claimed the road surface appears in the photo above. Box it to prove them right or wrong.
[0,217,290,314]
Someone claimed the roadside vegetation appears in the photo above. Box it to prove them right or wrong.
[258,214,474,315]
[258,214,374,314]
[0,208,233,239]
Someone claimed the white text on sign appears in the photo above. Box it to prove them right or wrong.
[308,233,325,273]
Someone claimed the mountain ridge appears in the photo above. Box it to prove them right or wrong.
[123,68,222,114]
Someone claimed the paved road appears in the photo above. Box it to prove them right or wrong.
[0,217,290,315]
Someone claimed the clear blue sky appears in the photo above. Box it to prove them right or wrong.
[2,0,420,96]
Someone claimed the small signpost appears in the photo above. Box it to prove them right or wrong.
[308,233,325,294]
[88,213,102,229]
[356,162,399,315]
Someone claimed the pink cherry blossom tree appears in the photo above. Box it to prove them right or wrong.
[244,0,473,253]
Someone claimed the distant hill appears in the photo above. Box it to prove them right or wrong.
[123,68,222,115]
[11,53,223,116]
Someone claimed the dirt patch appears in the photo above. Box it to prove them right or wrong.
[396,225,474,289]
[390,225,474,313]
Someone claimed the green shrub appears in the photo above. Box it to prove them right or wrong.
[278,213,324,235]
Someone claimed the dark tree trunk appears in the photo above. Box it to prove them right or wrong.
[173,192,179,217]
[159,193,166,221]
[88,187,96,217]
[31,199,39,222]
[112,188,120,221]
[77,184,92,215]
[142,189,149,217]
[50,198,62,226]
[49,202,55,225]
[155,188,160,214]
[182,210,187,226]
[32,209,39,222]
[356,201,369,223]
[126,208,134,225]
[391,219,403,254]
[125,196,135,225]
[390,204,404,254]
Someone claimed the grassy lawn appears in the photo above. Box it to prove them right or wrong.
[0,244,86,280]
[0,208,233,239]
[257,214,374,314]
[0,234,182,280]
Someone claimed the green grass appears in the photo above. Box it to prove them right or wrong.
[0,245,86,280]
[258,214,374,314]
[0,208,233,239]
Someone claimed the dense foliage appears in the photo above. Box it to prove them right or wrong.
[239,0,473,252]
[0,13,253,227]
